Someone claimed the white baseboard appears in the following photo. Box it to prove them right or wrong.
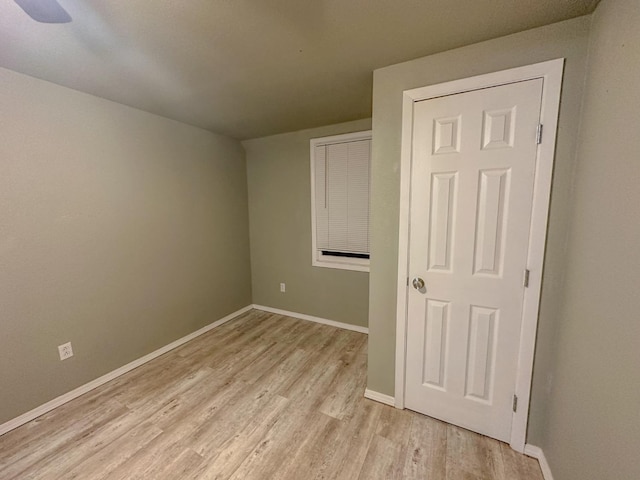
[524,444,554,480]
[364,389,396,407]
[0,305,253,437]
[252,305,368,334]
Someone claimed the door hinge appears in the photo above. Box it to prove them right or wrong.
[523,269,530,288]
[513,394,518,413]
[536,124,543,144]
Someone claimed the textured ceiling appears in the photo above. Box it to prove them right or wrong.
[0,0,598,139]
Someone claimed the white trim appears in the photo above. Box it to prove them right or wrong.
[310,130,373,147]
[524,444,554,480]
[394,91,416,410]
[310,130,372,273]
[252,304,369,334]
[364,389,396,407]
[0,305,253,437]
[313,253,370,273]
[394,59,565,451]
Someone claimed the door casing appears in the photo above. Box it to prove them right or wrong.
[394,59,564,452]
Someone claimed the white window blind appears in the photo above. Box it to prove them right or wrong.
[311,131,371,271]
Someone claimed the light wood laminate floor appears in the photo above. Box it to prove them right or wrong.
[0,310,543,479]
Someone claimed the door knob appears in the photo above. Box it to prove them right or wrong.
[412,277,425,291]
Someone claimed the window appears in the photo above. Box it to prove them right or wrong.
[310,130,372,272]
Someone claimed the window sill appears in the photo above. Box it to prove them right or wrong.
[312,255,370,273]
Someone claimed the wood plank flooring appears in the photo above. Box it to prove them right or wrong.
[0,310,543,479]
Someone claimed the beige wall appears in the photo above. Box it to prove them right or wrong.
[367,16,591,444]
[0,67,252,424]
[243,119,371,328]
[542,1,640,478]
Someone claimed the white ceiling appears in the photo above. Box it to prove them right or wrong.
[0,0,598,139]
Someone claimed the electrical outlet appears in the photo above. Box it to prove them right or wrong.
[280,283,286,293]
[58,342,73,361]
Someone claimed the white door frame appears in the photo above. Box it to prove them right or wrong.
[394,59,564,452]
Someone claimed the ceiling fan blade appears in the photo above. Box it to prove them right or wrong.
[14,0,72,24]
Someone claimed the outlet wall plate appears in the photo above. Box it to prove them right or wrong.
[280,283,286,293]
[58,342,73,361]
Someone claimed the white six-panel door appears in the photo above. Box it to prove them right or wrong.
[405,79,543,442]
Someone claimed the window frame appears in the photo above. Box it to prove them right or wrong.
[310,130,372,273]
